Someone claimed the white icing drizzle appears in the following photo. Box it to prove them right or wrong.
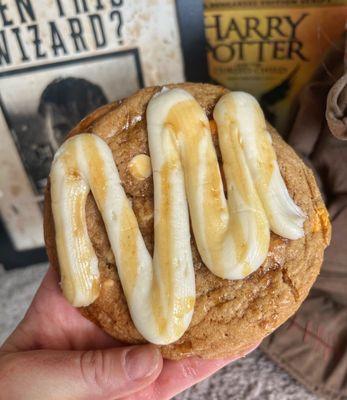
[50,133,195,345]
[50,89,305,345]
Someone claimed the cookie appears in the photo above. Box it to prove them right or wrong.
[44,83,330,359]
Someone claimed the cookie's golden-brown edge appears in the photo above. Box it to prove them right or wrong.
[44,83,331,360]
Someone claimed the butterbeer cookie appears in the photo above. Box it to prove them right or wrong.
[44,83,330,359]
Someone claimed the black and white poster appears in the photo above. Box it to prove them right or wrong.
[0,0,186,257]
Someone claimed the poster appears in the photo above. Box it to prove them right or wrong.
[0,0,186,254]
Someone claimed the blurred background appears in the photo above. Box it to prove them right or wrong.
[1,0,346,398]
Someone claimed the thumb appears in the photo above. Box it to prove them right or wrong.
[0,345,162,400]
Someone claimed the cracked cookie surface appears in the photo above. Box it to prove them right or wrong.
[44,83,331,360]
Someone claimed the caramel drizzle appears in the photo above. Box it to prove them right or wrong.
[50,89,305,345]
[50,133,195,345]
[148,91,270,280]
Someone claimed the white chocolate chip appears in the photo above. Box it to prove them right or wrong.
[128,154,152,180]
[103,279,114,288]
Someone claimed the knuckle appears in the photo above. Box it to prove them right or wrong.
[180,358,199,379]
[79,349,112,393]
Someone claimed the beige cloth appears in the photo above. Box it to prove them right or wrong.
[326,74,347,140]
[261,35,347,400]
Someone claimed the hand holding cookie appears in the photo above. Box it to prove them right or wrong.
[44,83,329,358]
[0,266,257,400]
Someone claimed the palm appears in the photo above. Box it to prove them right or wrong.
[3,267,118,352]
[2,267,258,399]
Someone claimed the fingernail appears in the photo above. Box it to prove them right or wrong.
[124,345,160,381]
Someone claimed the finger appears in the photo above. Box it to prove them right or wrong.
[0,266,61,352]
[27,266,121,350]
[0,345,162,400]
[2,266,120,353]
[124,343,259,400]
